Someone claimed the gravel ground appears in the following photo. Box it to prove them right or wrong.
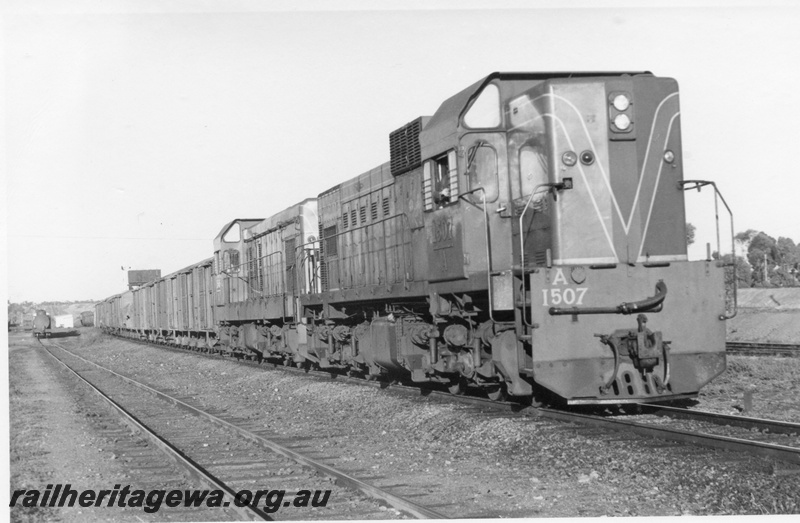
[726,309,800,344]
[697,355,800,422]
[7,332,235,522]
[56,330,800,517]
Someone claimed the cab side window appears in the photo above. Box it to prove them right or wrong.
[466,142,499,203]
[423,150,459,210]
[433,154,451,206]
[223,249,240,273]
[519,144,549,199]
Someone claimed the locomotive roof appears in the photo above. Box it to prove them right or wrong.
[246,198,318,239]
[166,257,214,278]
[214,218,264,240]
[420,71,651,160]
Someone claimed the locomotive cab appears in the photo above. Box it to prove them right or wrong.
[413,72,728,403]
[213,218,264,309]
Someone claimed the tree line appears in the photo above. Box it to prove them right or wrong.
[712,230,800,288]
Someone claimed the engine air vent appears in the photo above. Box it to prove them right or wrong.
[389,117,428,176]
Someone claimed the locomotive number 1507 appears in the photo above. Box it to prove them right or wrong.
[542,287,588,306]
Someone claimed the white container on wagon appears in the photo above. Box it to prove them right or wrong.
[53,315,74,328]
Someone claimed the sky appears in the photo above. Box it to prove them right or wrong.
[3,0,800,303]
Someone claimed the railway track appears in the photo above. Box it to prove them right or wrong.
[77,333,800,472]
[39,339,269,521]
[576,405,800,468]
[40,339,448,520]
[726,341,800,357]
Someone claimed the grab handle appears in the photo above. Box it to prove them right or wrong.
[550,280,667,316]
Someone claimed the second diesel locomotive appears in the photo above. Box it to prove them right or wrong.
[97,71,733,405]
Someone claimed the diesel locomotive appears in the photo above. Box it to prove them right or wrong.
[97,71,734,405]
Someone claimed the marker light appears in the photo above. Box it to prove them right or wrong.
[612,94,630,111]
[614,113,631,131]
[580,150,595,165]
[562,151,578,166]
[663,150,675,163]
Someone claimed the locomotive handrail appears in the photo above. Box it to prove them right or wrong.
[457,187,496,322]
[519,182,571,327]
[549,280,667,316]
[226,249,288,319]
[228,250,285,298]
[679,180,737,320]
[518,182,567,275]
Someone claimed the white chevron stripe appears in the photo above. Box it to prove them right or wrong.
[637,111,681,261]
[510,89,680,262]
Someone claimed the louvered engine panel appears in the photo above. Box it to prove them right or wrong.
[389,117,426,176]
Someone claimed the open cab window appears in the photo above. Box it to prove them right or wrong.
[423,150,458,210]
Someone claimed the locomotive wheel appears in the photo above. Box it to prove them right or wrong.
[486,384,507,402]
[448,378,467,395]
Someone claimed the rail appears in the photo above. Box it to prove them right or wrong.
[44,340,448,520]
[639,403,800,434]
[726,341,800,357]
[105,331,800,467]
[40,341,273,521]
[541,407,800,465]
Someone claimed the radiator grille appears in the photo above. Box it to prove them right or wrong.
[319,224,338,291]
[389,117,424,176]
